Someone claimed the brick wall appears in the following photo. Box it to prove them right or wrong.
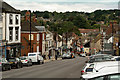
[21,33,39,56]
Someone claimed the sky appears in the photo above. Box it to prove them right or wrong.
[3,0,120,12]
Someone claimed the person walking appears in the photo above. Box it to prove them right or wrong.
[55,51,58,60]
[48,53,51,59]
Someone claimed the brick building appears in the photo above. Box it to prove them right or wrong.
[21,21,46,56]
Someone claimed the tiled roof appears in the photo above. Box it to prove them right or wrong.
[105,24,119,39]
[79,29,99,33]
[94,33,102,43]
[21,21,39,31]
[1,1,20,13]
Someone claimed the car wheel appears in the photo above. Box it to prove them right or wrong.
[27,63,29,67]
[42,61,44,64]
[9,66,11,70]
[38,60,40,65]
[21,64,23,68]
[2,66,6,71]
[16,64,19,69]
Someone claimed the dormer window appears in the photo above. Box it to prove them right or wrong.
[9,14,13,24]
[16,15,19,24]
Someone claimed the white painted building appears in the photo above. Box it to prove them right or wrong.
[1,1,21,58]
[46,30,54,59]
[3,13,21,44]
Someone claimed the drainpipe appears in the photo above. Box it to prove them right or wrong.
[5,13,7,58]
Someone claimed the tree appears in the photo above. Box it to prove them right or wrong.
[73,15,91,29]
[43,13,49,19]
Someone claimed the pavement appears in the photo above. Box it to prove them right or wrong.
[2,56,87,79]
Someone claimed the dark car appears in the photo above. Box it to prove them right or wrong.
[8,58,23,69]
[1,58,11,71]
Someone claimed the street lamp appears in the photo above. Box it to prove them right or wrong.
[29,10,32,52]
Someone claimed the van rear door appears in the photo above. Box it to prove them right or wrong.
[28,53,37,62]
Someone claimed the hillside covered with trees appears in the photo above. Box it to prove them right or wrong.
[21,9,120,35]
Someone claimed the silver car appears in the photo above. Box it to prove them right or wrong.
[62,53,71,59]
[20,56,32,66]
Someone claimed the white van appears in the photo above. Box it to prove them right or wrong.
[28,52,44,64]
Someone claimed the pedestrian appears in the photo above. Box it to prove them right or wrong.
[55,51,58,60]
[55,54,57,60]
[48,53,51,59]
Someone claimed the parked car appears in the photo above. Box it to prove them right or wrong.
[81,61,119,75]
[28,52,44,64]
[81,64,120,80]
[0,58,11,71]
[88,54,113,63]
[79,53,86,57]
[81,63,94,75]
[20,56,32,66]
[8,58,23,69]
[62,52,71,59]
[111,56,120,61]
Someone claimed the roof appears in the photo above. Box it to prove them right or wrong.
[21,21,39,32]
[79,29,99,33]
[35,26,46,32]
[94,33,102,43]
[105,24,119,39]
[1,1,20,13]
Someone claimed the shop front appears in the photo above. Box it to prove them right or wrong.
[0,41,7,58]
[6,43,21,60]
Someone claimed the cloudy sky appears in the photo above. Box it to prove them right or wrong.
[3,0,120,12]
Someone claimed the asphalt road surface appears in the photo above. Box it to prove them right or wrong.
[2,56,87,79]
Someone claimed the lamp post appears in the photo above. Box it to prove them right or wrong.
[29,10,32,52]
[112,22,114,52]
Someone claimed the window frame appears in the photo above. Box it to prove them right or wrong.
[43,33,44,40]
[9,27,13,41]
[15,15,19,25]
[15,27,19,41]
[37,34,39,41]
[9,14,13,25]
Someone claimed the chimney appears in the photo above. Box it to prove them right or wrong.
[110,21,117,27]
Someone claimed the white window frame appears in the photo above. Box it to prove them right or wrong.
[9,14,13,25]
[37,46,39,52]
[15,15,19,25]
[43,33,44,40]
[29,34,34,40]
[37,34,39,41]
[15,27,19,41]
[9,27,13,41]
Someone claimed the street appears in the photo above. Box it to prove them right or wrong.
[2,56,87,78]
